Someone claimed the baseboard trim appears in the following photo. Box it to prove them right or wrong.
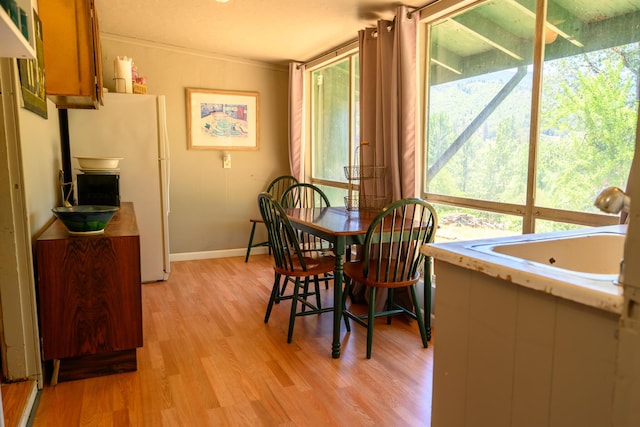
[23,382,37,427]
[170,247,269,262]
[3,380,38,427]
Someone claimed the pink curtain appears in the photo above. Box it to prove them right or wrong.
[288,62,305,182]
[355,6,419,311]
[359,5,419,202]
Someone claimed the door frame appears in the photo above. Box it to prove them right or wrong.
[0,58,43,387]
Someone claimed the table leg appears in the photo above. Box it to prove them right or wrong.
[51,359,60,386]
[425,257,432,342]
[332,236,346,358]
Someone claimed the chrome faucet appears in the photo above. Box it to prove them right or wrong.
[594,187,631,214]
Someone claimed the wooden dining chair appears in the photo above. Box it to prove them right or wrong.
[258,192,336,343]
[280,183,334,292]
[245,175,298,262]
[280,183,333,253]
[342,197,438,358]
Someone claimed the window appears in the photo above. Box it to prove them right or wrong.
[423,0,639,241]
[309,52,359,205]
[536,1,638,219]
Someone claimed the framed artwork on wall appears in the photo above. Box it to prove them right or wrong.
[186,87,259,150]
[18,10,47,119]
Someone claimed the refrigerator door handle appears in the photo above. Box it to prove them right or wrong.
[157,96,171,277]
[157,96,170,215]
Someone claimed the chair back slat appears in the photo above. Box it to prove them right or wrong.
[266,175,298,202]
[362,198,438,284]
[280,183,331,251]
[280,183,330,209]
[258,192,308,272]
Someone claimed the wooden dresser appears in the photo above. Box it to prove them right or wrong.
[36,202,142,384]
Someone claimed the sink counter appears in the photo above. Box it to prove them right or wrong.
[421,224,626,314]
[422,225,625,426]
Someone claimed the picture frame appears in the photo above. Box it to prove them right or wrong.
[186,88,259,150]
[18,10,47,119]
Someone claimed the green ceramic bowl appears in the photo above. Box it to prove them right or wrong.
[52,205,119,234]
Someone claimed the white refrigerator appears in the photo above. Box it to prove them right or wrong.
[68,92,171,282]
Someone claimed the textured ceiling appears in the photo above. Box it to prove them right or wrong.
[94,0,427,66]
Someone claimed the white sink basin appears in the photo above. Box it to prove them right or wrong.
[473,232,624,279]
[422,225,627,314]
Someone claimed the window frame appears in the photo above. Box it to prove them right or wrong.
[418,0,625,233]
[306,48,359,196]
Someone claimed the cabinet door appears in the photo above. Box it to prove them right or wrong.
[37,235,142,360]
[90,0,103,105]
[38,0,103,108]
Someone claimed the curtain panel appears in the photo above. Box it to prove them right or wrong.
[355,5,419,312]
[359,5,419,202]
[288,62,305,182]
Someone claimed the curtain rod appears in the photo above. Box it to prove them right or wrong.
[407,0,441,18]
[297,0,441,68]
[297,38,358,69]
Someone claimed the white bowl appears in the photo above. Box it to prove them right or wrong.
[74,156,123,170]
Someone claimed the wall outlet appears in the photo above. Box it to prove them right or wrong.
[223,154,231,168]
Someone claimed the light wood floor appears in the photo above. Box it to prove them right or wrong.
[31,255,434,426]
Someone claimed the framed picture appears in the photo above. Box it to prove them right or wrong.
[186,88,259,150]
[18,10,47,119]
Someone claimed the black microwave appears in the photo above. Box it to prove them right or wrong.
[76,173,120,206]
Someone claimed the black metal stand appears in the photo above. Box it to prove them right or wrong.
[58,108,73,204]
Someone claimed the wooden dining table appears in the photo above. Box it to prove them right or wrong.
[286,206,377,358]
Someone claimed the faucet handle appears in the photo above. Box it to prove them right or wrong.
[594,187,630,214]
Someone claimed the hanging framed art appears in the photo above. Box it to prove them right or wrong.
[186,87,259,151]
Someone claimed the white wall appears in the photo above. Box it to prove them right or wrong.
[19,100,62,227]
[99,36,291,256]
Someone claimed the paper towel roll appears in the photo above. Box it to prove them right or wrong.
[114,56,133,93]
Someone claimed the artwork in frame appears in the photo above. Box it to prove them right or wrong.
[186,88,259,150]
[18,10,47,119]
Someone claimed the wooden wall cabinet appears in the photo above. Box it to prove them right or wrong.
[36,203,142,383]
[38,0,103,108]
